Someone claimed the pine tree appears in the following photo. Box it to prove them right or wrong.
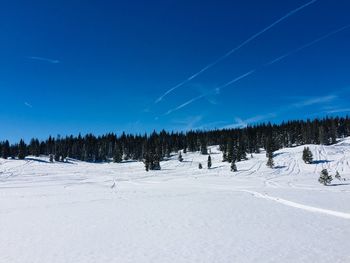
[18,139,26,160]
[113,144,123,163]
[1,140,10,159]
[151,153,161,170]
[319,169,332,185]
[49,154,54,163]
[29,138,40,157]
[207,155,212,169]
[231,160,237,172]
[54,152,60,162]
[266,151,274,168]
[226,139,234,162]
[178,152,183,162]
[222,150,228,162]
[302,147,313,164]
[144,154,150,171]
[198,163,203,169]
[201,141,208,155]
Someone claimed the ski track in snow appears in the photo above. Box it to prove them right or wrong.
[241,190,350,220]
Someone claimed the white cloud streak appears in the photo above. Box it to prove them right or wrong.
[154,0,318,104]
[163,94,206,116]
[224,94,338,128]
[28,56,60,64]
[292,95,337,108]
[159,23,350,118]
[265,24,350,66]
[161,70,255,117]
[24,102,33,108]
[324,108,350,114]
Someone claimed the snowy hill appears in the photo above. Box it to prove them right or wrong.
[1,139,350,262]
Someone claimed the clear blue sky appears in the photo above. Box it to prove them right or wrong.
[1,0,350,143]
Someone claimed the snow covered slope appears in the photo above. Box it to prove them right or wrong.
[1,138,350,263]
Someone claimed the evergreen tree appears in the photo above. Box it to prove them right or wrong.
[335,171,341,181]
[207,155,212,169]
[200,139,208,155]
[18,139,26,160]
[54,152,60,162]
[302,147,313,164]
[198,163,203,169]
[319,169,332,185]
[226,139,234,163]
[49,154,54,163]
[178,152,183,162]
[151,153,161,170]
[29,138,40,157]
[113,144,123,163]
[231,160,237,172]
[144,154,150,171]
[222,150,228,162]
[1,140,10,159]
[266,151,274,168]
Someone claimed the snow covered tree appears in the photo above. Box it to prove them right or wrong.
[231,160,237,172]
[49,154,54,163]
[207,155,212,169]
[198,163,203,169]
[319,169,332,185]
[302,147,313,164]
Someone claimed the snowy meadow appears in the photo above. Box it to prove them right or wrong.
[1,139,350,263]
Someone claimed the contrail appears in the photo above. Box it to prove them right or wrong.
[159,24,350,117]
[163,94,206,116]
[162,70,254,116]
[28,56,60,64]
[265,24,350,66]
[154,0,317,103]
[216,70,256,91]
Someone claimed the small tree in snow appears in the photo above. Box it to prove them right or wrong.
[319,169,332,185]
[231,160,237,172]
[49,154,54,163]
[335,171,341,181]
[198,163,203,169]
[302,147,313,164]
[266,151,274,168]
[207,155,212,169]
[178,152,183,162]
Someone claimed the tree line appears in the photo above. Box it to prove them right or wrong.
[0,116,349,169]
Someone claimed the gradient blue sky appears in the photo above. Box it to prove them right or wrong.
[1,0,350,142]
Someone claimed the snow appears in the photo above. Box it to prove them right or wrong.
[1,139,350,262]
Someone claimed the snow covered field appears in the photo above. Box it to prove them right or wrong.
[1,139,350,263]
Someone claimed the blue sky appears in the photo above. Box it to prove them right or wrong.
[1,0,350,142]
